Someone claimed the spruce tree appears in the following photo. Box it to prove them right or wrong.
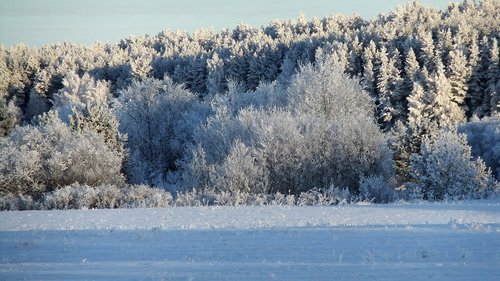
[484,38,499,115]
[447,46,469,108]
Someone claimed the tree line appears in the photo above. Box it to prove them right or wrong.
[0,0,498,209]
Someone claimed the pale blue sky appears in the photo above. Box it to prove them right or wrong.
[0,0,452,47]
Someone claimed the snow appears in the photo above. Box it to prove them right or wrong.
[1,202,500,280]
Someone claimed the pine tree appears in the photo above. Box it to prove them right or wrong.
[374,46,404,129]
[484,38,499,115]
[346,35,363,76]
[362,41,378,95]
[427,60,465,128]
[401,48,420,118]
[447,46,469,108]
[407,82,431,137]
[388,48,405,124]
[375,46,392,127]
[438,28,454,62]
[206,53,226,95]
[389,121,413,184]
[468,36,490,117]
[419,31,436,72]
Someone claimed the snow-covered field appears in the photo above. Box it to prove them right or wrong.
[1,202,500,280]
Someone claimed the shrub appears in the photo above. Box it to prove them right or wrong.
[178,58,392,195]
[409,130,495,200]
[116,76,204,186]
[41,184,173,210]
[0,193,35,211]
[458,115,500,179]
[0,114,125,198]
[359,176,396,203]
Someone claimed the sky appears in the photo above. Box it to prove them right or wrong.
[0,0,453,47]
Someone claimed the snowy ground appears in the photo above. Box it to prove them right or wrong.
[1,202,500,280]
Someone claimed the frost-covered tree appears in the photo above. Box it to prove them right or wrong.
[400,47,420,116]
[419,31,437,72]
[447,46,469,108]
[374,46,404,129]
[286,57,394,190]
[47,72,125,154]
[408,60,464,135]
[206,52,226,94]
[0,112,125,198]
[459,115,500,180]
[484,38,499,115]
[407,82,433,137]
[429,60,465,127]
[362,41,378,95]
[180,56,392,194]
[375,46,393,127]
[409,129,494,200]
[209,139,269,194]
[467,36,490,117]
[52,72,111,120]
[130,55,152,81]
[0,98,20,137]
[116,76,203,186]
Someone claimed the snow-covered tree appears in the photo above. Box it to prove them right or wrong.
[467,36,490,117]
[0,112,125,198]
[206,52,226,94]
[116,76,202,186]
[409,129,494,200]
[52,72,111,119]
[484,38,499,115]
[182,56,393,194]
[374,46,404,129]
[400,47,420,116]
[209,139,269,194]
[458,115,500,180]
[419,31,436,72]
[447,46,469,108]
[362,41,378,95]
[0,98,20,137]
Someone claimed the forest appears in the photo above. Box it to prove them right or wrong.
[0,0,499,210]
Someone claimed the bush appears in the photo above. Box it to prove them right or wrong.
[409,130,495,200]
[458,115,500,180]
[0,114,125,198]
[359,176,396,203]
[178,58,393,195]
[174,188,213,207]
[41,184,173,210]
[116,76,204,186]
[0,193,36,211]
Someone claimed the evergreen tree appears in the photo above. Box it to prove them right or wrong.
[419,31,436,72]
[407,82,432,138]
[206,53,226,94]
[468,36,490,117]
[362,41,377,95]
[427,60,465,128]
[484,38,499,115]
[401,47,420,119]
[374,46,404,129]
[447,46,469,109]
